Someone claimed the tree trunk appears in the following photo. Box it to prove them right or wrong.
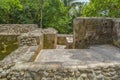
[40,7,42,28]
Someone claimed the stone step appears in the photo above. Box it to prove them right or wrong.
[56,45,66,49]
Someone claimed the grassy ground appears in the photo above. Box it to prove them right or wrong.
[0,35,18,60]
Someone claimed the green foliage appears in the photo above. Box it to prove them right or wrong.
[0,0,71,33]
[82,0,120,17]
[43,0,70,33]
[1,0,120,33]
[0,0,22,23]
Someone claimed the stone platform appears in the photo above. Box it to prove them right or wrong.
[35,45,120,67]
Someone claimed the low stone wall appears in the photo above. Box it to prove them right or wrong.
[0,62,119,80]
[73,17,120,49]
[0,24,38,35]
[18,29,43,47]
[2,46,38,63]
[57,34,73,45]
[0,24,39,60]
[0,35,18,60]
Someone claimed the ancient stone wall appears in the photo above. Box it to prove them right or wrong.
[0,24,39,60]
[73,17,114,49]
[112,18,120,48]
[57,34,67,45]
[0,35,18,60]
[0,62,120,80]
[57,34,73,45]
[0,19,120,80]
[0,24,38,35]
[18,29,43,47]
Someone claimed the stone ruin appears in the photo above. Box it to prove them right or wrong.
[0,18,120,80]
[73,17,120,48]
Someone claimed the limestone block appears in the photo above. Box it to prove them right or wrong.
[43,28,57,49]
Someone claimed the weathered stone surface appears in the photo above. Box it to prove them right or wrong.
[0,62,118,80]
[66,36,73,49]
[57,34,73,45]
[0,24,39,60]
[2,46,38,63]
[1,18,120,80]
[43,28,57,49]
[113,18,120,48]
[56,45,66,49]
[35,45,120,65]
[73,17,113,49]
[0,35,18,60]
[0,24,38,35]
[18,29,43,47]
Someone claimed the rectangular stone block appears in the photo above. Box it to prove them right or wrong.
[43,28,57,49]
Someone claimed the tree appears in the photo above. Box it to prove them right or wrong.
[43,0,70,33]
[39,0,45,28]
[62,0,85,32]
[0,0,72,33]
[82,0,120,17]
[0,0,22,23]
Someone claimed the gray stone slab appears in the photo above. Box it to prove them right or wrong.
[2,46,38,63]
[35,45,120,66]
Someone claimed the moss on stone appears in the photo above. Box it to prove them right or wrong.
[0,35,18,60]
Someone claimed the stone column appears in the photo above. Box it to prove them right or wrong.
[43,28,57,49]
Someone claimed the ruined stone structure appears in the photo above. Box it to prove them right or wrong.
[0,18,120,80]
[0,24,38,60]
[73,17,120,48]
